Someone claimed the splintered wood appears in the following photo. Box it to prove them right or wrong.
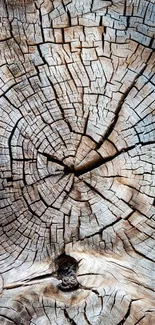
[0,0,155,324]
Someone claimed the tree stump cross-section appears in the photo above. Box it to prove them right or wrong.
[0,0,155,324]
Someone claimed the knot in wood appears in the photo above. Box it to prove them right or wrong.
[58,275,79,291]
[56,254,79,291]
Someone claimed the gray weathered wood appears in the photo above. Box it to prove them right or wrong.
[0,0,155,324]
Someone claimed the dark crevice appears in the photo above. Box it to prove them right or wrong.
[67,10,72,27]
[74,155,104,176]
[6,176,13,182]
[25,273,54,283]
[38,6,45,43]
[41,297,52,325]
[38,151,66,169]
[83,180,121,208]
[134,315,146,325]
[64,309,77,325]
[37,140,155,178]
[78,272,103,277]
[8,117,23,174]
[90,0,94,12]
[83,111,90,136]
[99,16,103,26]
[78,216,122,241]
[75,139,154,176]
[37,44,47,66]
[12,158,36,162]
[38,150,76,175]
[149,36,155,49]
[110,291,117,311]
[84,303,92,325]
[96,52,153,150]
[126,16,130,29]
[3,273,58,290]
[116,299,141,325]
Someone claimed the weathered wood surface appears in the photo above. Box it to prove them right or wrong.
[0,0,155,324]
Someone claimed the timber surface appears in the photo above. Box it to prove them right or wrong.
[0,0,155,324]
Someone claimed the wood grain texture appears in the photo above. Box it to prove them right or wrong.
[0,0,155,324]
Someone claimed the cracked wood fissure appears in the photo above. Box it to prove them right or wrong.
[0,0,155,324]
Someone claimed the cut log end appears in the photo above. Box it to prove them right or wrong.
[0,0,155,324]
